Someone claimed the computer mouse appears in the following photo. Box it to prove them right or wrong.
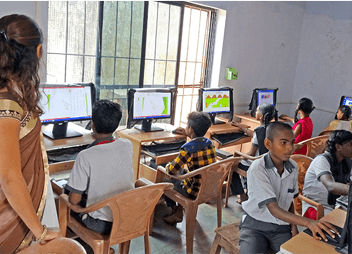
[323,231,340,244]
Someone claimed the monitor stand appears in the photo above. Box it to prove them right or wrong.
[42,122,83,140]
[210,114,226,125]
[134,119,163,132]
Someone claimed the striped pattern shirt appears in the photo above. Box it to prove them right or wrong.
[166,137,217,199]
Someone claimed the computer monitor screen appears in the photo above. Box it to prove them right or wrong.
[248,88,278,117]
[133,91,171,120]
[39,83,96,139]
[127,87,175,132]
[202,89,230,114]
[198,87,234,125]
[341,96,352,116]
[257,89,275,106]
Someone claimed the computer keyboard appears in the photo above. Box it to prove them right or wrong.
[211,132,246,146]
[142,140,186,156]
[336,195,349,209]
[47,145,89,163]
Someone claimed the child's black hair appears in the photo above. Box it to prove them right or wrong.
[338,105,351,120]
[326,130,352,166]
[325,130,352,206]
[92,100,122,134]
[294,97,315,123]
[188,111,212,137]
[265,121,293,141]
[258,103,278,128]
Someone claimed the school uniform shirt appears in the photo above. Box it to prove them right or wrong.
[166,137,217,199]
[293,117,313,155]
[66,137,135,222]
[242,153,299,225]
[302,151,346,216]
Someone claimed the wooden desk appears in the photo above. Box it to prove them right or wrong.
[117,128,186,181]
[234,113,294,129]
[280,209,347,254]
[43,123,94,152]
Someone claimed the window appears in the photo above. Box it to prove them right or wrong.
[46,1,215,126]
[47,1,99,84]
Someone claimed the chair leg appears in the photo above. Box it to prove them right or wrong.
[148,209,155,235]
[185,205,198,254]
[209,233,222,254]
[58,198,69,237]
[217,196,223,227]
[224,169,233,208]
[144,232,151,254]
[119,241,131,254]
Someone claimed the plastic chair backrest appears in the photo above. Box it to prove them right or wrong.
[196,157,239,204]
[291,154,312,215]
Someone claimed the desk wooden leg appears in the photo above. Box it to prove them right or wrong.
[210,234,222,254]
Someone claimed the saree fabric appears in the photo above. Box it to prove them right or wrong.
[0,93,48,253]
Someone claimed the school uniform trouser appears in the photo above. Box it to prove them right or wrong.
[239,214,291,254]
[71,211,112,235]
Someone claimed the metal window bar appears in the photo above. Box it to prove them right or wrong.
[64,2,69,83]
[111,2,119,102]
[151,2,160,86]
[95,1,104,99]
[163,4,171,86]
[203,10,216,88]
[82,2,87,82]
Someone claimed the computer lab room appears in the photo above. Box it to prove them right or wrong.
[1,1,352,254]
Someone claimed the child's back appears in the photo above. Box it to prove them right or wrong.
[293,98,315,155]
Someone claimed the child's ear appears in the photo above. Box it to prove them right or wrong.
[335,143,342,153]
[264,138,271,150]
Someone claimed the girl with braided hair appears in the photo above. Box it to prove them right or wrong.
[0,14,60,252]
[302,130,352,219]
[293,97,315,155]
[231,103,278,203]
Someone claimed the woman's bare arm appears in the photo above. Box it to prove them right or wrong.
[0,118,60,240]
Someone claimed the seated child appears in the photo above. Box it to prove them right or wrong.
[302,130,352,219]
[162,111,216,224]
[327,105,352,132]
[65,100,134,235]
[293,98,315,155]
[231,102,277,203]
[239,122,337,254]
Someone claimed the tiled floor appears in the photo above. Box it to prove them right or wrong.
[77,194,245,254]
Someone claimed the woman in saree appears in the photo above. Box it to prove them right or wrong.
[0,14,60,253]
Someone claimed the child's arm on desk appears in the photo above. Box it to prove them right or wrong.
[267,202,337,241]
[231,122,253,137]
